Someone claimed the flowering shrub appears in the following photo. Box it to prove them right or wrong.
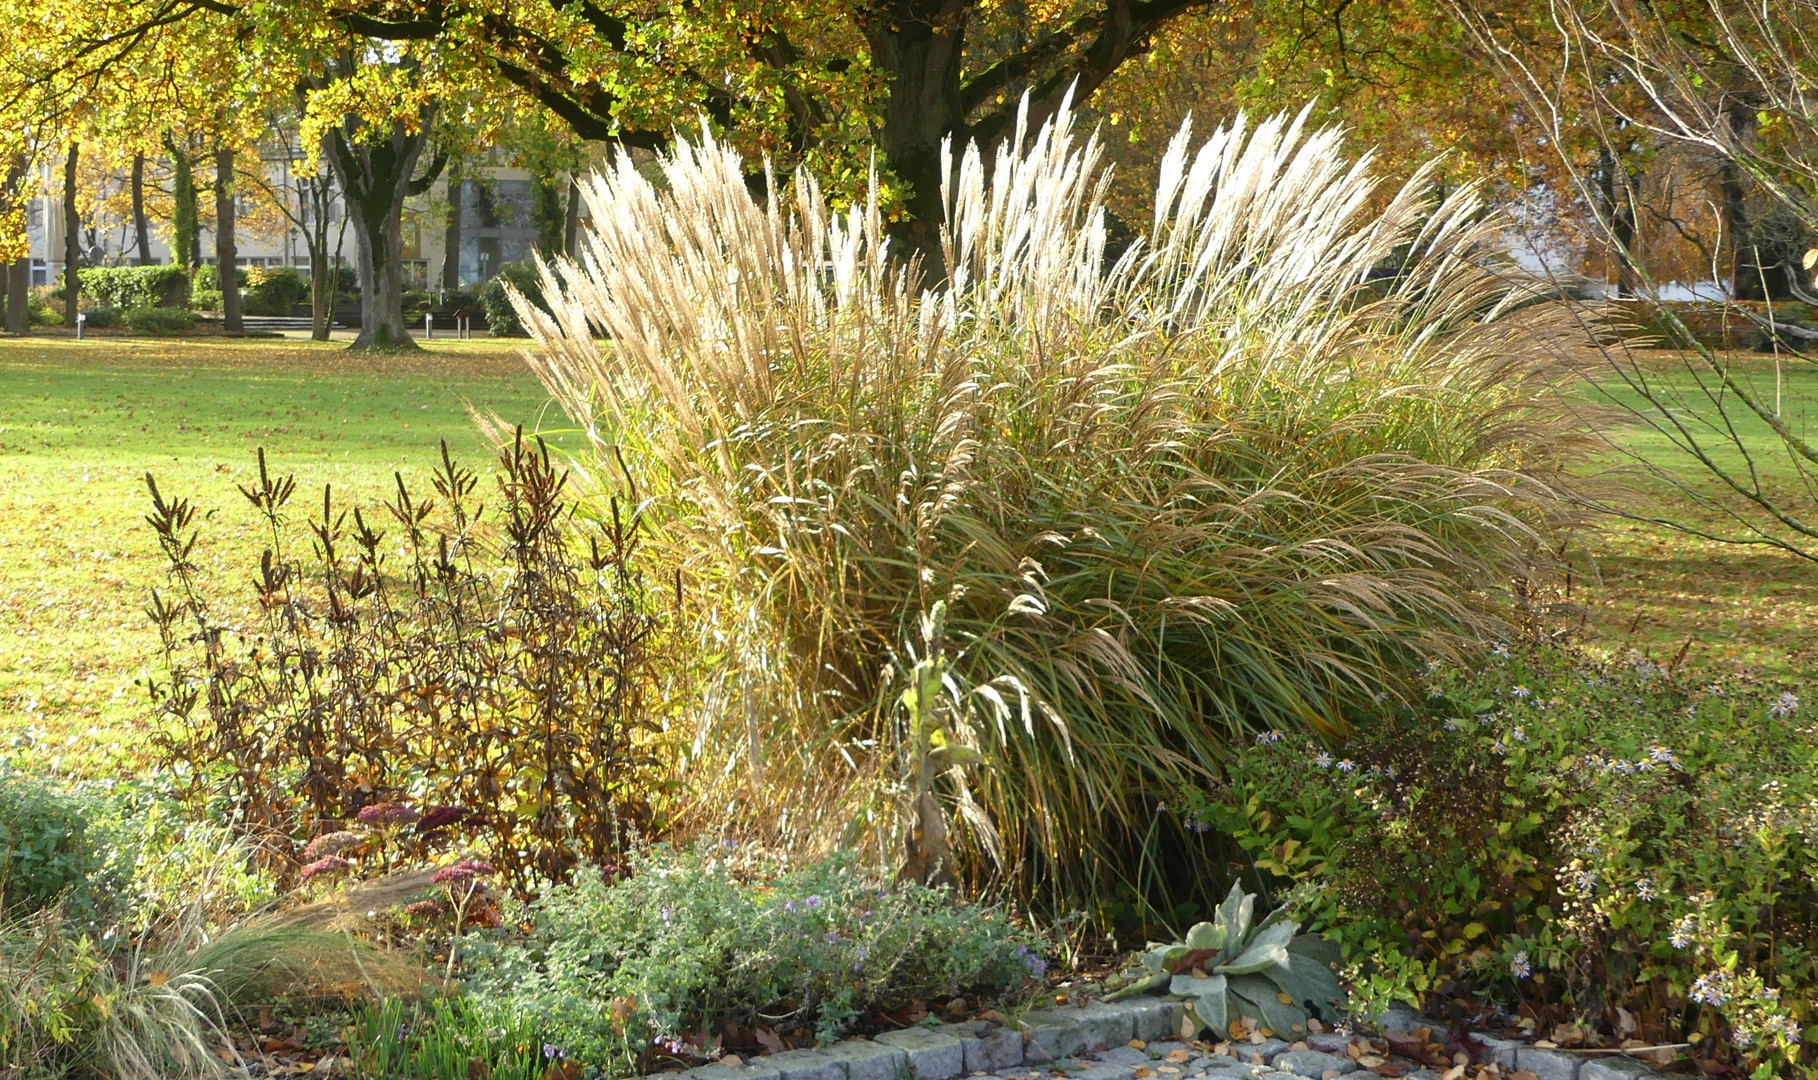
[462,846,1047,1074]
[1184,647,1818,1077]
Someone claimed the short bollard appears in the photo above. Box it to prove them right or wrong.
[424,311,433,339]
[75,312,86,339]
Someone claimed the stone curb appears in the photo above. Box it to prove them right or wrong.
[652,996,1673,1080]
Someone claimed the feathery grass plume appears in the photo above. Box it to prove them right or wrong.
[0,906,232,1079]
[511,92,1591,914]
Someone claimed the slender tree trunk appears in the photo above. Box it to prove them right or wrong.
[563,176,581,256]
[63,144,80,324]
[323,106,442,349]
[309,176,334,341]
[865,6,970,279]
[4,255,24,334]
[442,163,462,290]
[3,155,28,334]
[1595,147,1642,298]
[132,154,153,265]
[216,146,242,334]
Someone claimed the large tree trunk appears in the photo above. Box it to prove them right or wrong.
[168,136,200,273]
[132,154,154,265]
[864,3,970,279]
[4,155,28,334]
[442,163,462,290]
[63,144,80,325]
[1719,105,1763,301]
[216,146,242,334]
[324,105,442,349]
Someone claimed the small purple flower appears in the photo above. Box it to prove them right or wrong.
[1314,752,1333,769]
[805,895,823,909]
[1510,686,1532,700]
[660,906,673,925]
[299,855,355,885]
[356,802,420,827]
[431,859,497,887]
[1336,759,1357,773]
[302,831,361,860]
[1510,951,1531,979]
[1769,692,1800,719]
[784,900,797,913]
[543,1043,567,1061]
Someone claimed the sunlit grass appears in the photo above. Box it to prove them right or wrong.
[0,335,562,773]
[1568,350,1818,677]
[1,340,1812,787]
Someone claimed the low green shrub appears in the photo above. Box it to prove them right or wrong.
[463,846,1046,1073]
[1189,646,1818,1077]
[78,265,189,310]
[80,306,119,329]
[187,287,223,312]
[0,769,125,924]
[26,287,61,326]
[126,306,196,333]
[478,261,545,336]
[242,267,308,315]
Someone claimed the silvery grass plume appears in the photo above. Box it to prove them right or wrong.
[508,91,1591,910]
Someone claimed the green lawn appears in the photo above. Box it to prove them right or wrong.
[0,336,1812,777]
[0,334,570,773]
[1565,351,1818,675]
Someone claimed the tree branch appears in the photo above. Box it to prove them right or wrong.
[968,0,1218,147]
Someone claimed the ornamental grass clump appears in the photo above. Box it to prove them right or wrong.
[512,95,1592,911]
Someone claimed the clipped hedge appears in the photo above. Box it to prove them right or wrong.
[77,265,188,310]
[125,306,195,334]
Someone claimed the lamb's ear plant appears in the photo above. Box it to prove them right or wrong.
[1105,882,1344,1040]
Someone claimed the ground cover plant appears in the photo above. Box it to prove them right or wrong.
[515,102,1595,916]
[1189,643,1818,1076]
[457,844,1047,1075]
